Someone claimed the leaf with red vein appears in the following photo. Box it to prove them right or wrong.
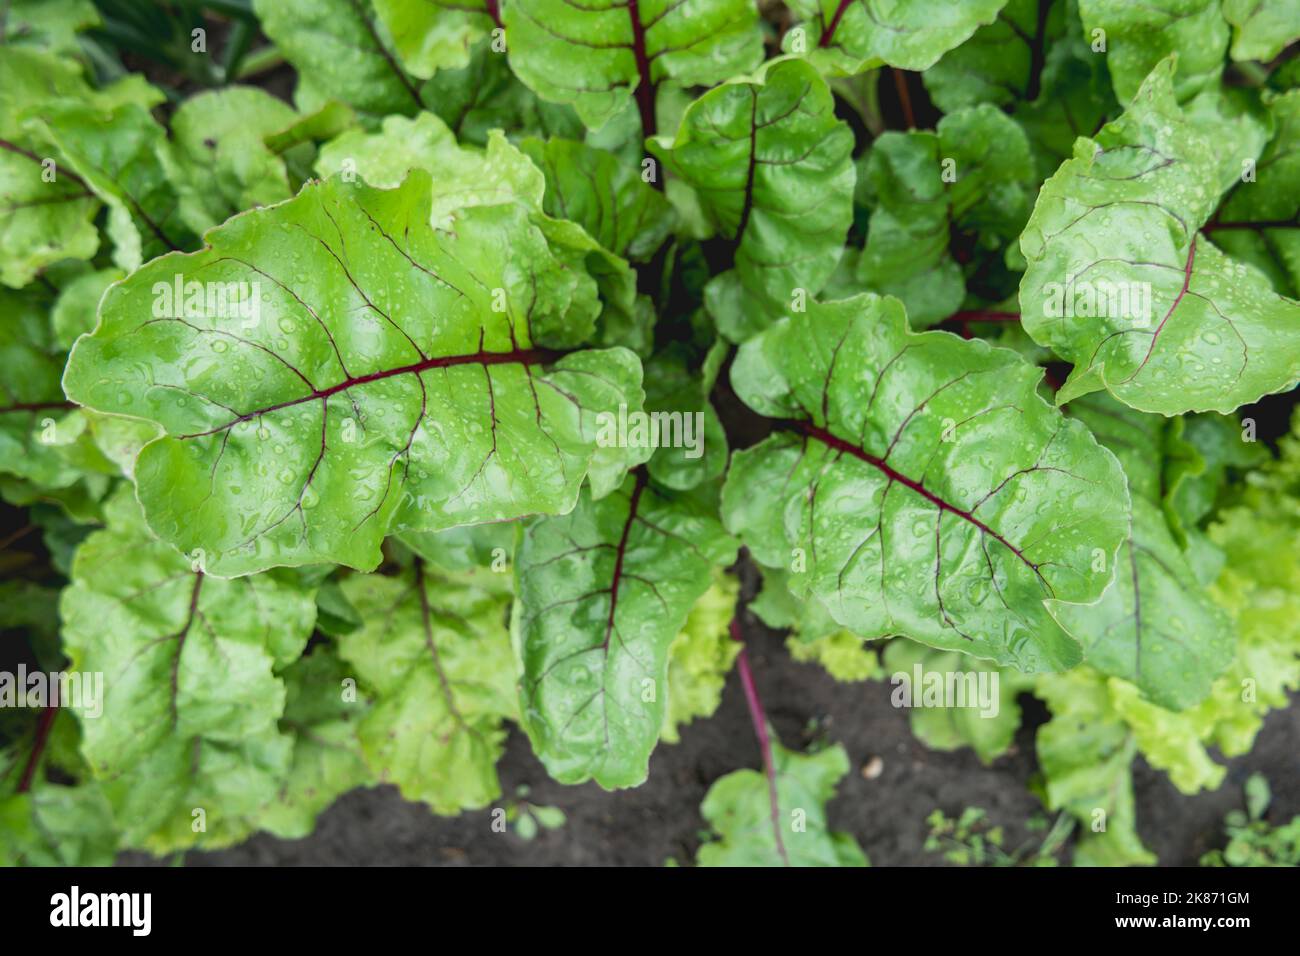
[1056,393,1234,710]
[504,0,764,133]
[782,0,1008,76]
[59,488,315,853]
[722,294,1129,673]
[1019,58,1300,415]
[650,58,854,341]
[64,170,646,576]
[513,472,737,788]
[338,558,516,814]
[696,741,866,866]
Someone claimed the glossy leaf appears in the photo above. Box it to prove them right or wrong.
[513,473,737,788]
[317,112,645,358]
[723,294,1128,672]
[784,0,1009,76]
[1078,0,1228,104]
[1019,59,1300,414]
[520,136,674,261]
[1058,394,1234,709]
[651,58,855,341]
[505,0,765,132]
[856,105,1033,326]
[59,490,316,852]
[64,171,645,575]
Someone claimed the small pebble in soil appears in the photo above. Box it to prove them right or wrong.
[861,756,884,780]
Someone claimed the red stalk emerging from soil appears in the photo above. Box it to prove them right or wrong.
[730,616,790,866]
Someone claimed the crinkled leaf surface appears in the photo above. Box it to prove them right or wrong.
[0,783,116,866]
[0,290,87,489]
[787,630,881,682]
[59,490,316,851]
[34,100,193,272]
[1019,60,1300,414]
[1057,394,1233,709]
[784,0,1008,76]
[257,645,376,839]
[723,295,1128,672]
[520,136,674,262]
[253,0,432,120]
[0,49,106,287]
[164,87,302,235]
[661,569,739,744]
[504,0,765,132]
[422,40,585,147]
[882,638,1033,763]
[696,742,867,866]
[856,104,1033,326]
[922,0,1069,113]
[338,560,515,813]
[641,344,728,490]
[317,112,645,360]
[513,472,737,788]
[1078,0,1227,104]
[1035,670,1155,866]
[373,0,500,79]
[1211,89,1300,299]
[651,58,854,341]
[64,171,645,575]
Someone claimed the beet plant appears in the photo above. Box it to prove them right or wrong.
[1,0,1298,867]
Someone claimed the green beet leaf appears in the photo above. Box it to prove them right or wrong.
[338,560,515,814]
[696,741,867,866]
[783,0,1009,76]
[1057,395,1234,710]
[1019,58,1300,414]
[651,58,855,341]
[505,0,765,134]
[59,489,317,852]
[64,170,645,575]
[722,294,1129,673]
[513,472,737,788]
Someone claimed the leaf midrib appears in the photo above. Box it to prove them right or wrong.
[795,420,1047,584]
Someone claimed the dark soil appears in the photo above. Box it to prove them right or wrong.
[152,612,1297,868]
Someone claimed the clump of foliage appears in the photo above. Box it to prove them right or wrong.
[1,0,1298,867]
[1201,774,1300,867]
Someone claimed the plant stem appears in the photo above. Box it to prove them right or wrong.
[730,616,789,866]
[948,310,1021,323]
[17,706,57,794]
[892,68,915,129]
[233,44,284,80]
